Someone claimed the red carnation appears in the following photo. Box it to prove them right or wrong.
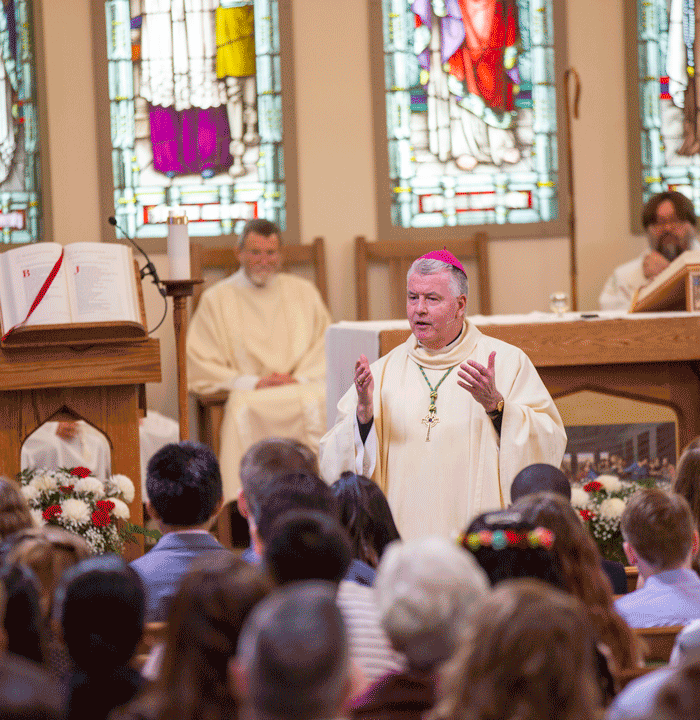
[43,505,62,521]
[96,500,115,512]
[70,467,91,478]
[583,481,603,493]
[91,509,110,527]
[59,485,74,493]
[579,509,594,522]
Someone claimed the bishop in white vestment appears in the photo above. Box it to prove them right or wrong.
[319,250,566,539]
[187,221,331,501]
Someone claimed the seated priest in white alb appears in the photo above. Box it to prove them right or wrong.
[21,411,180,492]
[319,249,567,540]
[186,219,332,503]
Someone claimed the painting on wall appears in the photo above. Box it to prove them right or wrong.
[0,0,43,244]
[634,0,700,212]
[373,0,567,235]
[563,421,678,485]
[101,0,291,240]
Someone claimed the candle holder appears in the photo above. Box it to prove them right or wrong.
[162,279,202,441]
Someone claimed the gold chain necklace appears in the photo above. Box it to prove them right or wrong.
[418,364,455,441]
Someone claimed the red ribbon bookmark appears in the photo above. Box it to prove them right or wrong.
[1,249,65,342]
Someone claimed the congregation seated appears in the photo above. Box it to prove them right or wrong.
[432,580,603,720]
[251,470,375,588]
[263,510,353,586]
[0,477,34,541]
[672,445,700,574]
[130,442,232,622]
[331,472,401,584]
[233,582,354,720]
[55,555,145,720]
[236,437,320,562]
[258,506,405,689]
[509,462,629,595]
[1,526,91,685]
[116,555,272,719]
[351,537,488,720]
[615,488,700,628]
[512,492,643,673]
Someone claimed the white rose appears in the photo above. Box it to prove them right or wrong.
[21,484,41,503]
[599,498,626,520]
[74,477,105,498]
[109,498,130,520]
[60,498,91,524]
[30,472,57,492]
[570,487,590,508]
[30,508,45,527]
[111,474,135,504]
[597,475,622,493]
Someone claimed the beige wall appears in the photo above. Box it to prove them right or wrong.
[39,0,646,418]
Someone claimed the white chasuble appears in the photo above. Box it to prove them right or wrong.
[187,270,331,501]
[319,322,566,539]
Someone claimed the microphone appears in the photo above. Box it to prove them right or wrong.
[108,216,167,298]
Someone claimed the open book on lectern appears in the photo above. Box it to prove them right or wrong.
[0,242,146,347]
[630,249,700,313]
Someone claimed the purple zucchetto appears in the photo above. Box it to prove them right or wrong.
[418,248,466,275]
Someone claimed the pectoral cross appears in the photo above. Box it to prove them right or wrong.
[422,412,439,441]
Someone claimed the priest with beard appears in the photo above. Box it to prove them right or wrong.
[319,249,566,539]
[599,191,699,311]
[186,219,331,502]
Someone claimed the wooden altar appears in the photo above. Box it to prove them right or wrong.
[0,339,161,559]
[378,314,700,450]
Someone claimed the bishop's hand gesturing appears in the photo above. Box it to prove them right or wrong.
[457,350,504,414]
[354,354,374,424]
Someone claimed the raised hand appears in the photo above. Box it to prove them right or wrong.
[354,354,374,424]
[457,350,503,413]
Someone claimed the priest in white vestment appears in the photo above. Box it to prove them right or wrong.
[319,249,566,539]
[186,219,332,502]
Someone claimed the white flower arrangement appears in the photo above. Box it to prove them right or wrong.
[596,475,623,493]
[73,477,106,498]
[575,476,643,563]
[570,487,590,508]
[16,466,137,554]
[111,474,135,504]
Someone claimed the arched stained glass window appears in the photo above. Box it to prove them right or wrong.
[634,0,700,210]
[374,0,565,234]
[102,0,289,239]
[0,0,42,244]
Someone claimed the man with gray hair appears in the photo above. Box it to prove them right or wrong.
[233,582,353,720]
[320,249,566,538]
[187,219,331,502]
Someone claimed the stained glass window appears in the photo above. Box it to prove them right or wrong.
[380,0,561,229]
[635,0,700,207]
[103,0,287,239]
[0,0,42,244]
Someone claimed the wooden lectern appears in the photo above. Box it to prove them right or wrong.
[0,338,161,559]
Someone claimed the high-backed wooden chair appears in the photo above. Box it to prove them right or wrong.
[635,625,684,664]
[189,238,329,458]
[354,233,491,320]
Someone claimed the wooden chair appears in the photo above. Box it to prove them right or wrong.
[354,234,491,320]
[625,566,639,594]
[132,621,168,671]
[635,625,684,664]
[189,238,328,457]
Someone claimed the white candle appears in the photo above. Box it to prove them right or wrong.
[167,211,190,279]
